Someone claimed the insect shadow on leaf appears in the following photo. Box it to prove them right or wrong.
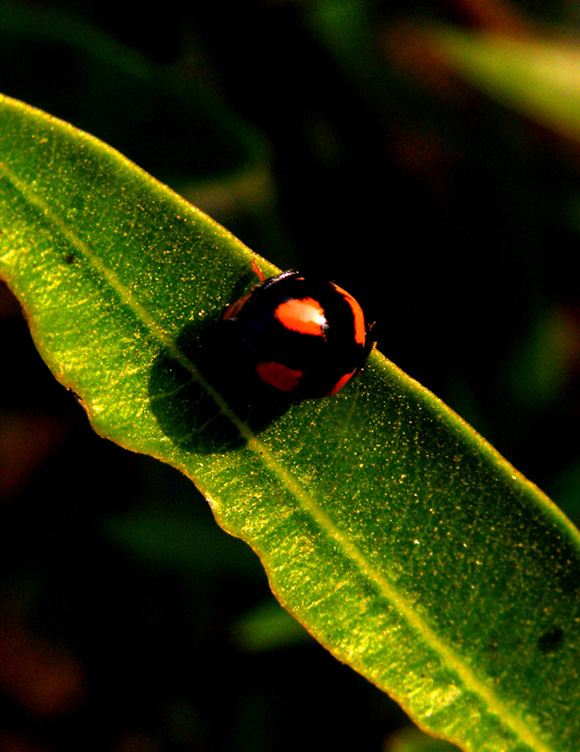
[148,314,291,454]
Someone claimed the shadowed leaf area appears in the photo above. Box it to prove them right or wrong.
[149,316,292,453]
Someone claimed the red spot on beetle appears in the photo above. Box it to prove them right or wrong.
[256,362,303,391]
[274,297,327,337]
[331,283,367,345]
[327,368,357,395]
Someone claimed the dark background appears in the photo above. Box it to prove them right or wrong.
[1,0,580,750]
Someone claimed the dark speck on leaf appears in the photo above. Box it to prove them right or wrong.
[538,626,564,654]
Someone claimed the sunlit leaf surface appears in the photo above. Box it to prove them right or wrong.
[2,94,580,752]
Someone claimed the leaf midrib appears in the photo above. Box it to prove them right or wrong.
[0,154,555,752]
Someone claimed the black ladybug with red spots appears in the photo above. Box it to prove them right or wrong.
[224,269,374,399]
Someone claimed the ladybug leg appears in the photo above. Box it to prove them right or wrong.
[224,259,265,321]
[251,258,265,283]
[223,293,251,321]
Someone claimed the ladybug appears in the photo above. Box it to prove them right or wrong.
[223,269,373,399]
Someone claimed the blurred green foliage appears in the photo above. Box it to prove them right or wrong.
[1,0,580,750]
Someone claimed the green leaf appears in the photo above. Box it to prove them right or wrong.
[2,93,580,752]
[0,1,265,184]
[103,506,262,576]
[232,599,311,653]
[386,723,461,752]
[433,27,580,141]
[0,1,277,253]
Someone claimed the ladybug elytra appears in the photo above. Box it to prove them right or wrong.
[223,269,373,399]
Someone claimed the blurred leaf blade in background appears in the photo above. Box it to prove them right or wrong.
[433,27,580,142]
[385,723,462,752]
[2,92,580,752]
[0,0,288,267]
[0,1,265,181]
